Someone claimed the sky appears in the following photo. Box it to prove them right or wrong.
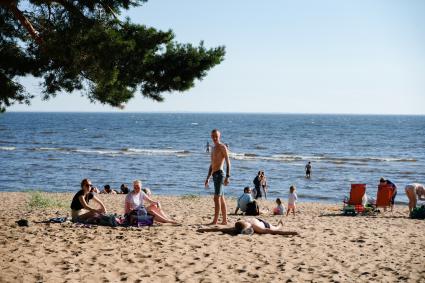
[10,0,425,114]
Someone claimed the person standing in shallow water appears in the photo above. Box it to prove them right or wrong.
[305,161,312,178]
[204,129,231,225]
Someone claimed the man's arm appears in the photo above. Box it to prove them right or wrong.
[197,227,237,235]
[205,165,212,187]
[223,145,231,185]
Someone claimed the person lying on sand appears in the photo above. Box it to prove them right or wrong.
[197,217,298,236]
[125,180,178,224]
[70,178,107,222]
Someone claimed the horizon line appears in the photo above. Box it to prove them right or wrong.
[5,111,425,116]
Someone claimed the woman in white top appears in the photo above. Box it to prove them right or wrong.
[405,183,425,214]
[286,185,298,216]
[125,180,178,224]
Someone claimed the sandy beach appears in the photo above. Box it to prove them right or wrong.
[0,192,424,282]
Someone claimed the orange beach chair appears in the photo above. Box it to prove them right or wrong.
[374,184,393,211]
[343,184,366,214]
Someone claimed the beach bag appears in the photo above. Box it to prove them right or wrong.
[410,205,425,219]
[245,201,260,216]
[136,215,154,227]
[127,208,153,226]
[98,214,118,227]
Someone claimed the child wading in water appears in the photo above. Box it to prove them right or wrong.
[273,198,285,215]
[286,185,298,216]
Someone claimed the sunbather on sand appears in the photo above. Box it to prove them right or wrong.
[70,178,107,222]
[197,217,298,236]
[125,180,178,224]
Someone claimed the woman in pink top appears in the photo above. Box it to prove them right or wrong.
[125,180,178,224]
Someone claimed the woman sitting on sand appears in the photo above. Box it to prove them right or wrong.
[124,180,178,224]
[197,218,298,236]
[70,178,107,222]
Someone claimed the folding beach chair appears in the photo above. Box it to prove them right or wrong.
[343,184,366,215]
[374,184,393,211]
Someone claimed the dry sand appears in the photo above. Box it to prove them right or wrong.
[0,192,424,283]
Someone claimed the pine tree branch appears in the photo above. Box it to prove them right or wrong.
[7,2,43,45]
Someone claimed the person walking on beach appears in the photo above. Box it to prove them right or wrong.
[286,185,298,216]
[204,129,231,225]
[305,162,312,178]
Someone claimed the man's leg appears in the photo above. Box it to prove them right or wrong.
[390,190,397,212]
[220,196,227,225]
[211,195,220,224]
[405,188,416,213]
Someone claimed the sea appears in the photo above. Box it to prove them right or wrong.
[1,112,424,204]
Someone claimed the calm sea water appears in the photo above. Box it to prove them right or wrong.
[1,113,424,204]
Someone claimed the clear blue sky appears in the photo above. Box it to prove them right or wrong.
[10,0,425,114]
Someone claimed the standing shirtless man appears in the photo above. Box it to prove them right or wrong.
[204,129,231,225]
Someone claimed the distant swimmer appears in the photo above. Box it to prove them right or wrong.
[205,141,210,153]
[305,162,312,178]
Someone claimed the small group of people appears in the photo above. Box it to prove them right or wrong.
[348,177,423,216]
[274,185,298,216]
[71,127,423,237]
[70,179,178,225]
[204,129,298,236]
[89,183,130,194]
[234,185,298,217]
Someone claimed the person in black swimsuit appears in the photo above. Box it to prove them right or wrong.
[305,162,312,178]
[197,217,298,236]
[70,178,107,222]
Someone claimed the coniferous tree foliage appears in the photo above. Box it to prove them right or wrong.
[0,0,225,112]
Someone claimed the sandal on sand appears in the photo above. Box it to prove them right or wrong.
[16,219,29,227]
[75,223,93,228]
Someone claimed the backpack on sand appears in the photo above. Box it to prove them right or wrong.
[410,205,425,220]
[245,201,260,216]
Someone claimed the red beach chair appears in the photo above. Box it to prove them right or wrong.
[343,184,366,215]
[374,184,393,211]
